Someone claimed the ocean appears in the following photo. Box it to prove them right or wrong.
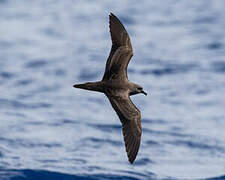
[0,0,225,179]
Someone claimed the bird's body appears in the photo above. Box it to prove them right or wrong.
[75,80,144,97]
[74,13,147,164]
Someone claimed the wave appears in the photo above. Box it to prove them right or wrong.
[0,169,157,180]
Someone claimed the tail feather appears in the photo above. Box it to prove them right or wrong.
[73,83,86,89]
[73,82,103,93]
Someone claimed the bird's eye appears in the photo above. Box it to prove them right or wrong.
[138,87,143,90]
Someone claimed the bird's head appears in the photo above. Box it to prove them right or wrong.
[129,83,147,96]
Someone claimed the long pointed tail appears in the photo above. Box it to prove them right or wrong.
[73,82,104,93]
[73,83,87,89]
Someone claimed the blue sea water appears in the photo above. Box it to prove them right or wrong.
[0,0,225,179]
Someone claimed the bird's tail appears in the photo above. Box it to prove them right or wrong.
[73,82,104,93]
[73,83,87,89]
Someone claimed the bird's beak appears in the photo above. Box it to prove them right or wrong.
[141,90,147,96]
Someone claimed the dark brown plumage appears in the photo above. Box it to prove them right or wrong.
[73,13,147,164]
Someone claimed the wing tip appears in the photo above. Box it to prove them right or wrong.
[125,132,141,164]
[109,12,115,17]
[109,12,119,23]
[128,157,135,164]
[127,146,139,164]
[109,12,115,28]
[109,12,114,20]
[124,134,140,164]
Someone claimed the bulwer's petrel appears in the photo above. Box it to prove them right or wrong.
[73,13,147,164]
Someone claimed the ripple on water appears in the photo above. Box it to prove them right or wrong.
[140,63,197,76]
[166,140,225,154]
[0,71,14,79]
[145,140,161,147]
[211,61,225,73]
[194,15,217,24]
[143,128,191,138]
[0,40,13,49]
[117,170,155,180]
[78,69,99,81]
[16,79,33,86]
[119,15,135,25]
[90,124,121,133]
[0,137,62,149]
[142,118,168,125]
[87,97,105,104]
[0,169,158,180]
[0,151,3,158]
[48,118,79,127]
[0,98,52,109]
[41,27,64,39]
[82,137,122,147]
[206,42,223,50]
[134,157,155,166]
[25,59,47,69]
[54,69,66,76]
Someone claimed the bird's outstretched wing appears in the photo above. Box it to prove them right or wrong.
[106,93,142,163]
[102,13,133,81]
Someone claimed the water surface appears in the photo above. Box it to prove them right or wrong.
[0,0,225,179]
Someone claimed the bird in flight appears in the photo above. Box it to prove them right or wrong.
[73,13,147,164]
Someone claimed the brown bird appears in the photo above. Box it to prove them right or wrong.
[73,13,147,164]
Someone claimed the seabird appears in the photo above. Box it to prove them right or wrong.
[73,13,147,164]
